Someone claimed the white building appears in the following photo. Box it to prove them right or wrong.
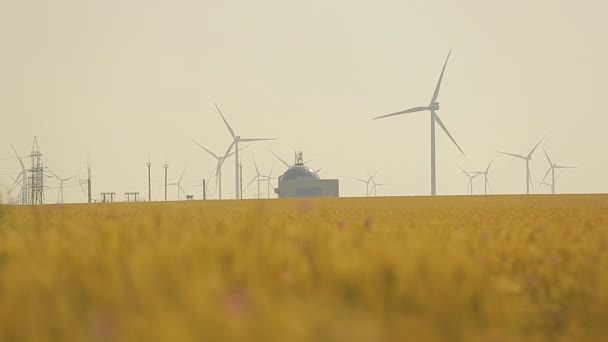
[274,152,339,198]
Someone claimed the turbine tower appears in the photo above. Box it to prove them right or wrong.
[498,136,545,195]
[373,50,465,196]
[540,146,576,195]
[193,140,245,200]
[215,103,275,199]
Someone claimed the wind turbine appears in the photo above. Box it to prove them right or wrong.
[457,165,482,195]
[354,170,379,197]
[263,161,279,198]
[540,145,576,195]
[244,154,264,199]
[7,175,22,203]
[167,169,186,200]
[373,50,465,196]
[469,156,496,195]
[215,103,276,199]
[48,170,78,204]
[498,136,545,195]
[368,171,385,196]
[193,141,246,200]
[11,145,28,205]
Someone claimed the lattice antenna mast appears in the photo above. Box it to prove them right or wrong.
[29,136,45,205]
[295,151,304,166]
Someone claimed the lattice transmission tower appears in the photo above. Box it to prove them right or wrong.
[29,136,45,205]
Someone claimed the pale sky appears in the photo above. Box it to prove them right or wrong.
[1,0,606,203]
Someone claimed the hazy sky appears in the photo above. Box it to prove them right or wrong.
[1,0,607,203]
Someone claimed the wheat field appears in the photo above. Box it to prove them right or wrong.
[0,195,607,341]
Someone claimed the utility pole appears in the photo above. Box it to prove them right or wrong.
[147,157,152,202]
[163,160,168,202]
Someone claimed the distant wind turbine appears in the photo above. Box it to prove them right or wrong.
[498,136,545,195]
[167,168,186,200]
[215,103,276,199]
[354,170,379,197]
[244,154,265,199]
[193,140,246,200]
[373,50,465,196]
[11,145,28,204]
[540,145,576,195]
[457,165,482,195]
[469,156,496,195]
[48,170,78,204]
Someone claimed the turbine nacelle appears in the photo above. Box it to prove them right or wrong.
[429,102,440,111]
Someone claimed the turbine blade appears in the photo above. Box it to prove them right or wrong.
[239,138,276,143]
[315,168,322,173]
[220,141,236,161]
[485,178,493,193]
[8,174,21,193]
[268,161,277,178]
[226,145,249,158]
[435,113,465,155]
[456,165,468,177]
[431,49,452,104]
[541,145,552,166]
[353,177,367,183]
[214,102,236,139]
[527,135,546,159]
[251,154,260,174]
[244,175,257,192]
[373,106,429,120]
[179,169,186,183]
[485,155,496,173]
[269,150,290,168]
[554,165,576,169]
[540,167,552,185]
[193,140,219,160]
[11,145,26,169]
[497,151,526,159]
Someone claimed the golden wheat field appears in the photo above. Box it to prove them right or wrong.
[0,195,607,341]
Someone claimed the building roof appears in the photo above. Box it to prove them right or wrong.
[280,165,320,181]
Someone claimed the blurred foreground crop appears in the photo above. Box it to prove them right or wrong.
[1,195,608,341]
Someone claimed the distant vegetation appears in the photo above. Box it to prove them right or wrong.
[1,196,607,341]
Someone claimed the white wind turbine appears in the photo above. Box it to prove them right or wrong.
[244,154,265,199]
[354,170,379,197]
[457,165,482,195]
[369,173,389,196]
[215,103,276,200]
[48,170,78,204]
[167,169,186,200]
[11,145,28,205]
[373,50,465,196]
[498,136,545,195]
[540,145,576,195]
[469,156,496,195]
[7,175,22,203]
[193,140,246,200]
[263,161,278,198]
